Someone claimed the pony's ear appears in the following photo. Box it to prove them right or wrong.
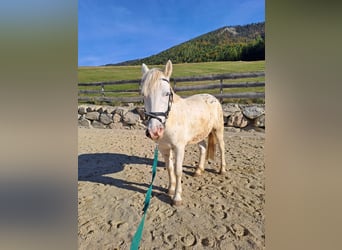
[142,63,149,75]
[164,60,173,78]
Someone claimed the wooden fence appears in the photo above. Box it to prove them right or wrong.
[78,72,265,104]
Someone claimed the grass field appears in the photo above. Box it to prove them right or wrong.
[78,60,265,82]
[78,60,265,104]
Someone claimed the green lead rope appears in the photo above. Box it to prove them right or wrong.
[130,144,158,250]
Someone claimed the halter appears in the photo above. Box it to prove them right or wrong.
[144,78,173,125]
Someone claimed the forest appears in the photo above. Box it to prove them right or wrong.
[108,22,265,66]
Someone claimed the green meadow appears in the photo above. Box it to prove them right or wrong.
[78,61,264,82]
[78,60,265,104]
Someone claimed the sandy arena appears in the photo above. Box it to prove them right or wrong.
[78,127,265,249]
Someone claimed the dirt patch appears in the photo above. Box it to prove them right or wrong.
[78,127,265,249]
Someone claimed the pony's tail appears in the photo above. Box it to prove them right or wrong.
[206,132,216,161]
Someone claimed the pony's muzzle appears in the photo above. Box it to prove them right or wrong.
[146,125,164,140]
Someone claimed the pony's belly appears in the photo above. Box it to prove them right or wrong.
[187,128,211,144]
[158,127,210,146]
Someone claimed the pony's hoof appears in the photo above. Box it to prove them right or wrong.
[172,200,183,206]
[194,170,203,177]
[219,169,227,175]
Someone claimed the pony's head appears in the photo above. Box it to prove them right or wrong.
[141,60,173,141]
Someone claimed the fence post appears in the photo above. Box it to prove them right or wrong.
[173,80,177,93]
[101,83,105,97]
[219,79,223,103]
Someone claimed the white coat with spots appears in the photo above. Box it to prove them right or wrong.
[141,60,226,206]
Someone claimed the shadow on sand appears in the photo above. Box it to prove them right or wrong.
[78,153,195,205]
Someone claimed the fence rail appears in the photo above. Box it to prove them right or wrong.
[78,71,265,104]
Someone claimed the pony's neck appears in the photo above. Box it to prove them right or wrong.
[171,90,182,103]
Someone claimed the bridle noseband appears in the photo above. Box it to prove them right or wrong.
[144,78,173,125]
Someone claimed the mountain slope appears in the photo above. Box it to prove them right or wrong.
[108,22,264,66]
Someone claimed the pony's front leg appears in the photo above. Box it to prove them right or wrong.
[160,147,176,196]
[173,145,185,206]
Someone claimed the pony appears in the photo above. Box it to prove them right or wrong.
[141,60,226,206]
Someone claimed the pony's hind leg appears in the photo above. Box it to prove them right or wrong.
[214,127,226,174]
[160,147,176,196]
[194,140,206,177]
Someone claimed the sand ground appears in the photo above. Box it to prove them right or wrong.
[78,127,265,249]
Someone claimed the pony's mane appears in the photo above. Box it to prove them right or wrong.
[141,69,168,96]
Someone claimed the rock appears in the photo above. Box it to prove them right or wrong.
[115,107,129,116]
[96,106,104,113]
[222,104,241,124]
[123,111,140,126]
[77,104,265,130]
[99,113,113,125]
[78,118,91,128]
[134,107,146,120]
[112,113,121,123]
[222,103,241,117]
[78,106,87,115]
[227,111,248,128]
[241,105,265,119]
[86,105,96,112]
[105,106,117,114]
[91,120,105,129]
[254,114,265,128]
[85,111,100,121]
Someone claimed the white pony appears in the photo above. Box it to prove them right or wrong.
[141,60,226,206]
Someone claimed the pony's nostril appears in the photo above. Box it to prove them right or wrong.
[158,127,164,135]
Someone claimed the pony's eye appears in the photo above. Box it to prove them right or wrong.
[164,92,170,97]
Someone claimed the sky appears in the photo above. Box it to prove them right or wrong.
[78,0,265,66]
